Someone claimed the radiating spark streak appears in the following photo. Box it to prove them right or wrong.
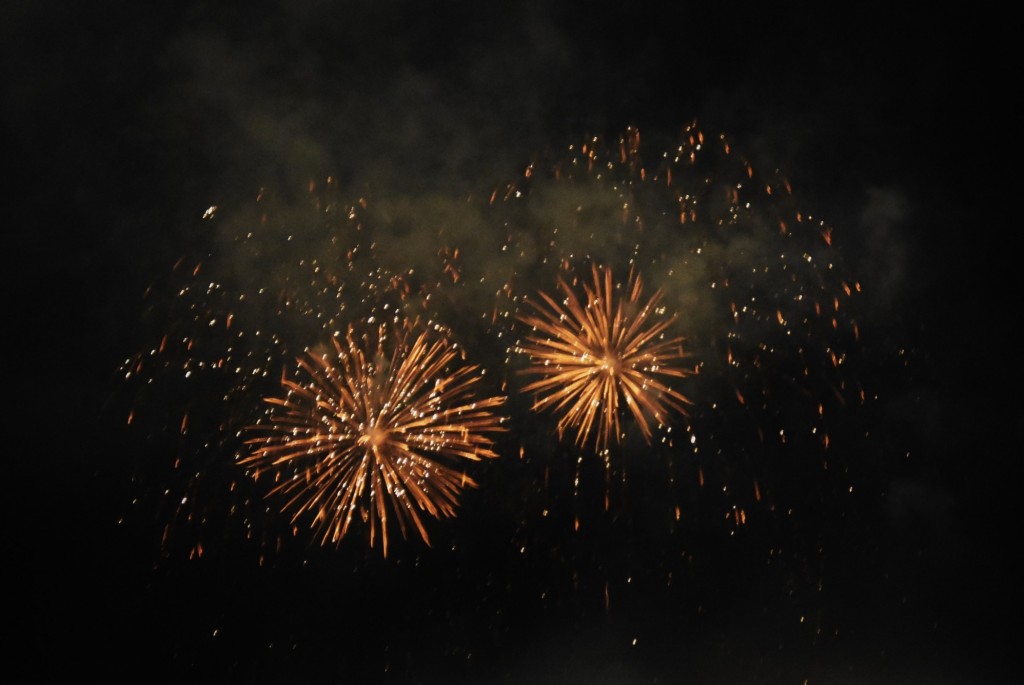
[516,264,691,452]
[241,324,505,556]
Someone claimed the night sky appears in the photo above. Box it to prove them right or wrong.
[7,2,1017,682]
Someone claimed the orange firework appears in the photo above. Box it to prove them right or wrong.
[242,324,505,556]
[516,264,691,452]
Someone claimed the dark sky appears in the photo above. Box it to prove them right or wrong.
[6,1,1017,682]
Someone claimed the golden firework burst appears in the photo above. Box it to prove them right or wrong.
[241,324,505,556]
[516,264,691,452]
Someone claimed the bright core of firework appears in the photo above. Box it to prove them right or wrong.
[515,264,692,453]
[241,324,505,556]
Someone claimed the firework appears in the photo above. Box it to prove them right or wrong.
[515,264,692,453]
[124,123,864,563]
[241,323,505,556]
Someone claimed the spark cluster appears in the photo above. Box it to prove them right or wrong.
[241,324,505,556]
[515,263,691,453]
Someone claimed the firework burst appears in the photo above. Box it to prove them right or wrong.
[515,264,692,453]
[241,323,505,556]
[124,122,866,567]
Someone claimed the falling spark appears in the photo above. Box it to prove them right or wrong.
[516,264,691,452]
[241,323,505,556]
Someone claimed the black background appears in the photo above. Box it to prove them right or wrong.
[6,1,1017,682]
